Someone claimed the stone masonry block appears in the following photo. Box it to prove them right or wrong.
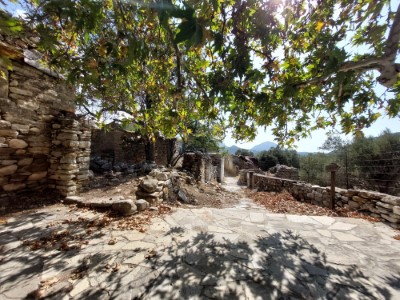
[393,206,400,215]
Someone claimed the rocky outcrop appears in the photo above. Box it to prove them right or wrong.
[64,195,137,216]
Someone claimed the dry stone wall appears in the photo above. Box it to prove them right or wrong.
[0,35,91,210]
[269,165,299,180]
[91,127,172,167]
[182,153,205,181]
[182,152,223,183]
[238,169,264,185]
[253,173,400,229]
[48,117,91,196]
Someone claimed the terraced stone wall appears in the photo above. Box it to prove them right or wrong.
[253,173,400,229]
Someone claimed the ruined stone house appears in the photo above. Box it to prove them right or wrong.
[182,152,224,183]
[0,31,91,211]
[90,122,175,168]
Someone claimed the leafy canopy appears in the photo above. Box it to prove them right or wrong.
[10,0,400,145]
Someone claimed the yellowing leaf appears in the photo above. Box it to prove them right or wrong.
[316,21,324,32]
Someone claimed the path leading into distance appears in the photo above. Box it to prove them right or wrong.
[1,177,399,299]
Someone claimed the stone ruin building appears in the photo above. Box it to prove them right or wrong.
[224,155,260,176]
[0,31,91,212]
[182,152,224,183]
[0,28,225,214]
[90,122,175,173]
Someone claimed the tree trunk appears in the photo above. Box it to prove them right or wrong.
[166,138,176,166]
[144,137,155,163]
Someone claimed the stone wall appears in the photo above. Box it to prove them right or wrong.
[91,127,172,167]
[225,155,259,177]
[209,154,224,183]
[252,173,400,229]
[0,35,91,210]
[182,152,223,183]
[269,165,299,180]
[224,155,239,176]
[238,169,264,185]
[182,153,205,181]
[48,117,91,196]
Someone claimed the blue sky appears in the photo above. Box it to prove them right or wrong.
[223,114,400,152]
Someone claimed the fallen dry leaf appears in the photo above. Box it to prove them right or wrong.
[108,238,117,245]
[40,277,59,288]
[112,263,120,272]
[248,190,381,222]
[145,249,157,259]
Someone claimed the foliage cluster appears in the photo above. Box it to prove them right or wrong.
[257,147,300,171]
[299,130,400,195]
[183,122,222,153]
[235,148,254,157]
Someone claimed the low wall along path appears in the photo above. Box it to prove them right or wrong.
[253,173,400,229]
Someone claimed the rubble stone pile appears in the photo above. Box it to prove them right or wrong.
[65,168,201,216]
[90,156,158,176]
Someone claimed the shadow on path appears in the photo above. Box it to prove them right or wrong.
[137,227,399,299]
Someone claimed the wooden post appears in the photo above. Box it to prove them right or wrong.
[248,171,254,189]
[325,163,340,210]
[330,171,336,210]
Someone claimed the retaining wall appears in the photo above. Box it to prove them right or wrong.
[253,173,400,229]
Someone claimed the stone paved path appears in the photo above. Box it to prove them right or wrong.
[1,178,400,299]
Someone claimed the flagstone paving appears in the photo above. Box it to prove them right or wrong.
[0,180,399,299]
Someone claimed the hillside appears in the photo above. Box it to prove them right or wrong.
[226,145,242,154]
[250,141,277,154]
[221,141,277,155]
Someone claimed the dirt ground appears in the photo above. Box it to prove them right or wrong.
[81,173,240,209]
[3,173,392,233]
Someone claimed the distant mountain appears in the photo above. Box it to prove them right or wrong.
[220,141,277,155]
[219,143,246,155]
[298,151,311,156]
[226,145,242,154]
[250,141,277,153]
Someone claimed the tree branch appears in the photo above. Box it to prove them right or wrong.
[339,57,384,72]
[165,22,182,111]
[295,3,400,89]
[384,2,400,61]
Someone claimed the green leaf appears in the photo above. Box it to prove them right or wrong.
[175,19,196,44]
